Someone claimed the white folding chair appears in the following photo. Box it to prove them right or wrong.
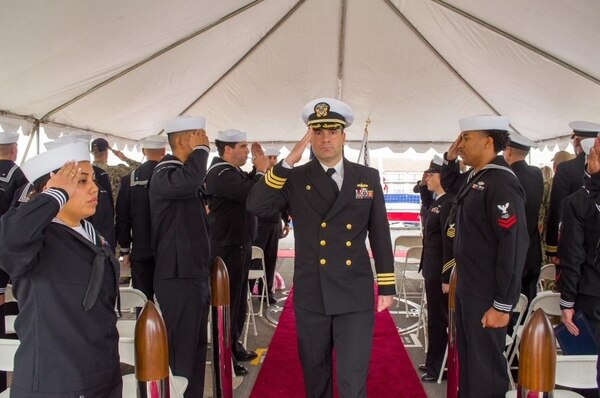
[536,263,556,293]
[117,287,148,340]
[0,338,20,397]
[507,292,561,370]
[555,354,598,390]
[243,246,268,347]
[396,246,424,315]
[3,284,17,335]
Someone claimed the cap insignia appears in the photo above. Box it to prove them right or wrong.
[314,102,329,118]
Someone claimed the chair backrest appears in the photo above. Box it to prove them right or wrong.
[521,291,561,328]
[394,235,422,253]
[404,246,423,264]
[537,264,556,291]
[4,284,16,303]
[0,338,19,372]
[119,287,148,312]
[513,294,529,324]
[555,355,598,389]
[251,246,264,262]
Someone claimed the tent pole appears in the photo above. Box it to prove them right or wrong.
[177,0,307,117]
[382,0,524,136]
[20,120,39,166]
[336,0,347,100]
[431,0,600,86]
[40,0,266,121]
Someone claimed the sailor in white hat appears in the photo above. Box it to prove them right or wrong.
[115,135,167,302]
[0,138,123,397]
[205,129,268,375]
[0,129,28,340]
[545,120,600,261]
[504,133,545,303]
[441,114,528,397]
[149,115,212,397]
[247,98,395,396]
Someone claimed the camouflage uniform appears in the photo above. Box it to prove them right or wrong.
[93,159,141,204]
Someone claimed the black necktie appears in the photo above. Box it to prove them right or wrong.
[326,168,339,195]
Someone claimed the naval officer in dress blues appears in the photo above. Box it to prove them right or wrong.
[247,98,395,398]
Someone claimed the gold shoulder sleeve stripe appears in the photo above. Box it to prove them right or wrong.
[545,244,557,253]
[265,170,287,189]
[267,170,286,183]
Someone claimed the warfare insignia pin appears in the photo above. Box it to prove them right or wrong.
[314,102,329,118]
[356,183,368,188]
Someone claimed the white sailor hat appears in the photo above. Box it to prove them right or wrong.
[459,115,510,132]
[216,129,247,143]
[164,116,206,134]
[44,134,91,150]
[264,148,280,157]
[581,137,598,155]
[0,130,19,144]
[568,121,600,138]
[508,133,537,151]
[425,155,443,173]
[302,98,354,129]
[138,135,168,149]
[22,141,90,182]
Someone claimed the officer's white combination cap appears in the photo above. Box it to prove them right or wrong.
[164,116,206,134]
[302,98,354,128]
[0,130,19,144]
[22,140,90,182]
[568,121,600,138]
[138,135,168,149]
[459,115,509,132]
[217,129,247,143]
[264,148,280,157]
[508,133,537,151]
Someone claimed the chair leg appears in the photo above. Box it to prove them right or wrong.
[402,279,409,318]
[437,344,448,384]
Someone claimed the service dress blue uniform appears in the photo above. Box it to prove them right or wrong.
[0,188,121,397]
[116,160,159,300]
[557,169,600,391]
[149,149,211,398]
[443,155,528,398]
[205,156,263,359]
[247,158,395,398]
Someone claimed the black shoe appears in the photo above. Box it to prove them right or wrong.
[236,350,258,362]
[234,363,249,376]
[268,297,277,305]
[418,364,428,372]
[420,372,437,382]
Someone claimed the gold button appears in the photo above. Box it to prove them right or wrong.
[321,222,327,228]
[346,241,352,247]
[320,259,327,265]
[306,185,311,190]
[320,240,326,246]
[346,224,352,230]
[346,260,352,266]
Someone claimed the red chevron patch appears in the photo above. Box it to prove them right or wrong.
[497,214,516,229]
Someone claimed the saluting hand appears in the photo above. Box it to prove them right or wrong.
[446,133,462,161]
[111,149,129,162]
[251,142,268,173]
[587,135,600,175]
[45,161,81,198]
[189,129,210,149]
[285,128,312,167]
[481,307,509,328]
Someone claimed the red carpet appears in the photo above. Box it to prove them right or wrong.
[250,289,427,397]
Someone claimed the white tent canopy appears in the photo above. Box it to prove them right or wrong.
[1,0,599,152]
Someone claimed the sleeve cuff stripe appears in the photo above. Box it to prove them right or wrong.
[265,173,286,187]
[560,299,575,308]
[378,281,396,286]
[42,189,67,208]
[377,277,396,282]
[545,245,557,251]
[442,259,456,273]
[267,170,286,183]
[265,179,284,189]
[377,273,395,277]
[493,301,513,311]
